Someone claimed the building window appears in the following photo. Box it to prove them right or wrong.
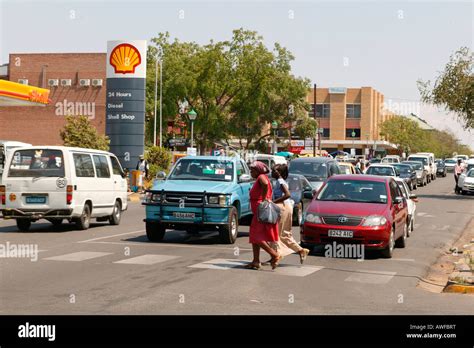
[309,104,330,118]
[346,104,361,118]
[346,128,361,139]
[321,128,330,139]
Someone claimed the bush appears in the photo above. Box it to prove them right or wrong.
[60,115,110,151]
[145,146,172,178]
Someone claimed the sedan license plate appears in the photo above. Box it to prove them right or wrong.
[328,229,354,238]
[173,212,195,219]
[26,196,46,204]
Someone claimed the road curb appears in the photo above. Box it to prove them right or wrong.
[444,283,474,294]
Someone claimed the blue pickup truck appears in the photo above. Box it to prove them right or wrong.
[143,156,254,244]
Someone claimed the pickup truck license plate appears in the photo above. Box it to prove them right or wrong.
[173,212,195,219]
[328,230,353,238]
[26,196,46,204]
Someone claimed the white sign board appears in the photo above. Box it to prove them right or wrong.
[187,147,197,156]
[290,140,305,147]
[365,148,370,155]
[350,148,356,156]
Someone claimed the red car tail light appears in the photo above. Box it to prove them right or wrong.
[0,186,5,205]
[66,185,73,205]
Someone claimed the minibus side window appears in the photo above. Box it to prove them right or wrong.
[93,155,111,178]
[73,154,95,178]
[110,156,124,176]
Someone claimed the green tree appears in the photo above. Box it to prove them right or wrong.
[418,47,474,129]
[60,115,109,151]
[146,29,311,152]
[145,146,172,178]
[379,116,427,154]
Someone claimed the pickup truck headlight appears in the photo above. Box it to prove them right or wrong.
[362,215,387,227]
[304,213,322,224]
[145,192,161,203]
[208,195,227,206]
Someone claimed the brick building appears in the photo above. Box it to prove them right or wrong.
[0,53,106,145]
[303,87,396,156]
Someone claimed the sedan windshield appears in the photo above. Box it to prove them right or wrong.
[317,180,388,204]
[467,169,474,178]
[403,162,422,170]
[168,159,233,181]
[366,166,394,176]
[290,161,328,180]
[392,164,412,174]
[408,157,428,165]
[8,149,65,178]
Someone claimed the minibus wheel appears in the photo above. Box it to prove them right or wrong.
[16,219,31,232]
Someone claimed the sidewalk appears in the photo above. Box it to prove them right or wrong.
[127,192,144,203]
[419,218,474,294]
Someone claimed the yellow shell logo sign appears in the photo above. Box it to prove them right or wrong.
[110,43,142,74]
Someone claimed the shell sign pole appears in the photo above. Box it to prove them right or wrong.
[106,40,147,170]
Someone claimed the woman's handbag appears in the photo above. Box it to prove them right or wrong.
[257,200,281,224]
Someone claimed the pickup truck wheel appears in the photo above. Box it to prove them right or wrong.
[219,207,238,244]
[109,200,122,225]
[146,222,166,242]
[380,228,395,258]
[16,219,31,232]
[75,205,91,230]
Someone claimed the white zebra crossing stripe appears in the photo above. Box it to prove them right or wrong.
[114,254,178,265]
[344,270,396,284]
[44,251,112,262]
[189,258,324,277]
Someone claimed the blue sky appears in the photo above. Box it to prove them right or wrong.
[1,0,473,148]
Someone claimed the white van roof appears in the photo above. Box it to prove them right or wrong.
[0,141,32,147]
[11,145,114,156]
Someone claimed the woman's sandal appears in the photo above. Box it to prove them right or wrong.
[270,254,282,270]
[299,248,310,264]
[244,262,262,270]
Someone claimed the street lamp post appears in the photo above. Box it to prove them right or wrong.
[271,121,278,154]
[351,130,356,156]
[153,46,163,147]
[188,109,197,149]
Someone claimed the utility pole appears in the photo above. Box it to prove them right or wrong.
[313,83,317,157]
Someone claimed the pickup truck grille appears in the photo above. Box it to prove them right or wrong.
[321,216,363,226]
[165,194,204,205]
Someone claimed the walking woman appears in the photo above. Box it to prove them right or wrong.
[271,164,310,264]
[246,161,281,270]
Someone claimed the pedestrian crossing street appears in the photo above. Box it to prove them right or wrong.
[20,249,399,283]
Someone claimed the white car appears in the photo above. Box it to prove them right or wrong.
[457,168,474,195]
[0,141,32,185]
[395,178,417,235]
[407,154,434,183]
[0,146,128,231]
[444,158,457,172]
[381,155,401,164]
[246,154,287,169]
[465,159,474,173]
[365,164,398,177]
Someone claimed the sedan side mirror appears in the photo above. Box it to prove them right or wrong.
[303,190,313,199]
[156,171,167,180]
[239,174,252,183]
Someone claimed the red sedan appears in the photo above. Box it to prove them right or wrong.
[300,175,409,258]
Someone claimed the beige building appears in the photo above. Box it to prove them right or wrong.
[305,87,397,156]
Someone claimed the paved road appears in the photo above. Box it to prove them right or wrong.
[1,175,473,314]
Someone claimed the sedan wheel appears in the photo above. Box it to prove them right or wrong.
[395,223,408,248]
[381,228,395,258]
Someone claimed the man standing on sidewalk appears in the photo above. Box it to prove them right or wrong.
[454,159,465,193]
[136,155,149,193]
